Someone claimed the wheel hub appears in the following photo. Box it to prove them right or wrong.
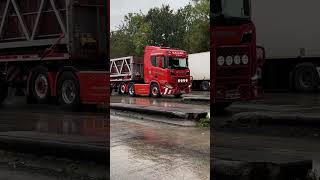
[129,85,134,95]
[120,84,126,93]
[62,80,76,104]
[152,87,158,95]
[35,74,48,98]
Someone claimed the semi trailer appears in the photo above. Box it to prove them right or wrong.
[110,46,192,98]
[211,0,265,110]
[188,52,210,91]
[0,0,109,109]
[252,0,320,92]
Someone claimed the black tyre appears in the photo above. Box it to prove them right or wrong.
[200,81,210,91]
[128,82,135,97]
[294,63,320,92]
[57,72,81,110]
[118,82,127,95]
[150,83,161,98]
[29,67,51,103]
[0,84,8,105]
[174,94,182,98]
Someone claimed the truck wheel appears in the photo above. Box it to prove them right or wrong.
[174,94,182,98]
[150,83,161,98]
[128,83,135,97]
[200,81,210,91]
[294,63,319,92]
[0,84,8,105]
[57,72,81,110]
[30,67,51,103]
[118,83,127,95]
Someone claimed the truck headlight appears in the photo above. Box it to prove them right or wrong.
[242,55,249,65]
[226,56,233,65]
[217,56,225,66]
[234,55,241,65]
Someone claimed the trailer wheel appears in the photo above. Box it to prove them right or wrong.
[0,84,8,105]
[118,82,127,95]
[293,63,319,92]
[30,67,51,103]
[57,72,81,110]
[128,83,136,97]
[200,81,210,91]
[150,83,161,98]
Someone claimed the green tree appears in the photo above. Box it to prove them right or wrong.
[110,0,210,58]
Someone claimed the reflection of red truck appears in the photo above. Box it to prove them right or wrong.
[110,46,192,98]
[211,0,265,110]
[0,0,109,109]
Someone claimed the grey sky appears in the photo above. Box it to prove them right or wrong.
[111,0,191,31]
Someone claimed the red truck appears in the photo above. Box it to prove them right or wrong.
[0,0,109,109]
[211,0,265,110]
[110,46,192,98]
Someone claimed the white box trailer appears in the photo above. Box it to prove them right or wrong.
[188,52,210,91]
[251,0,320,92]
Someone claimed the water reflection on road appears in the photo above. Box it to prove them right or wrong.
[111,115,210,180]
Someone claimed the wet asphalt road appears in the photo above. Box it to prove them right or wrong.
[0,91,210,179]
[215,92,320,176]
[110,115,210,180]
[110,92,210,180]
[0,96,108,179]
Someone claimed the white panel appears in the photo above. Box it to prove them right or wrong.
[188,52,210,80]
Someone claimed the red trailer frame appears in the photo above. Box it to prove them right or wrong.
[0,0,110,108]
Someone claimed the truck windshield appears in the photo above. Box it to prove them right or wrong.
[212,0,250,25]
[168,57,188,69]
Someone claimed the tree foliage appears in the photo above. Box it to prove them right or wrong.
[110,0,210,58]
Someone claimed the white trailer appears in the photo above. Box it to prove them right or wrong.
[188,52,210,91]
[251,0,320,92]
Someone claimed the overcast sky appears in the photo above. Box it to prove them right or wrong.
[110,0,191,31]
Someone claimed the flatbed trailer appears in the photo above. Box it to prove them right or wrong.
[0,0,110,108]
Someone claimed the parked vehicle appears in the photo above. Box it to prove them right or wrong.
[0,0,109,109]
[188,52,210,91]
[211,0,265,110]
[110,46,192,98]
[252,0,320,92]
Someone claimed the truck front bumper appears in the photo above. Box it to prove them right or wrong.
[162,86,191,95]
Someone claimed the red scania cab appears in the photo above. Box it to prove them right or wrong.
[211,0,265,110]
[110,46,192,98]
